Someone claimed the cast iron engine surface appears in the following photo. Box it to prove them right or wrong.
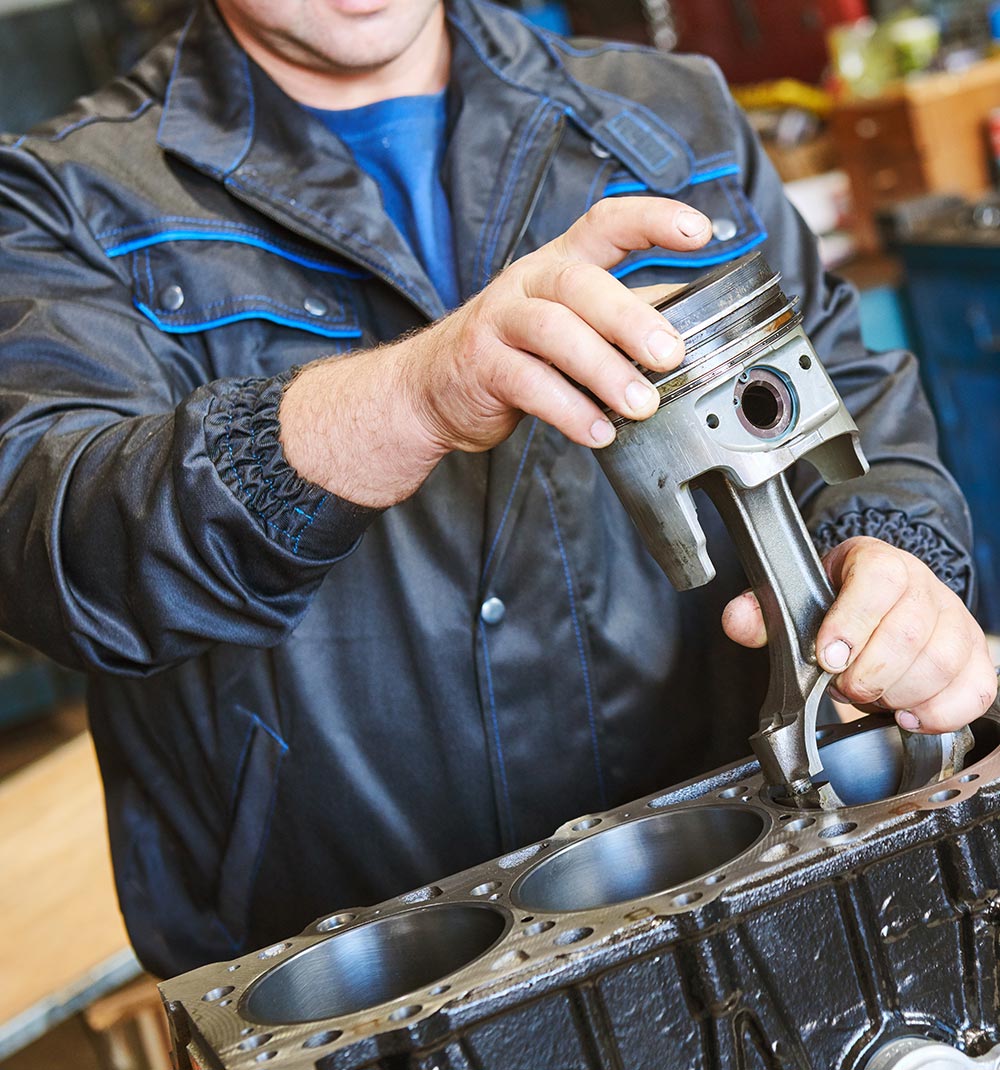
[161,706,1000,1070]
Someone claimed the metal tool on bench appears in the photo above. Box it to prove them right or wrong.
[596,252,972,808]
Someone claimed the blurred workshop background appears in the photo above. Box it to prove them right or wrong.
[2,1,1000,1068]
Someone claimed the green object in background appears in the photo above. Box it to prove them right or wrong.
[0,643,84,730]
[887,13,942,73]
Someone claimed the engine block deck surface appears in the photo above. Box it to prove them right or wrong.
[161,708,1000,1070]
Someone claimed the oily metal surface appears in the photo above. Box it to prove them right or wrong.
[162,703,1000,1070]
[593,251,969,806]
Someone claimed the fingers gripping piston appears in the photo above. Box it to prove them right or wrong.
[595,253,973,808]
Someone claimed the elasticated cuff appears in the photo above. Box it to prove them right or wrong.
[812,508,972,600]
[207,369,383,559]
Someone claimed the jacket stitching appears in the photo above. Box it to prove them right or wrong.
[585,158,615,209]
[536,465,608,808]
[246,711,289,753]
[227,176,413,279]
[227,720,256,816]
[586,85,694,170]
[694,163,741,183]
[144,249,155,302]
[481,418,538,580]
[720,177,749,238]
[610,230,768,278]
[248,416,277,499]
[150,292,349,323]
[606,112,671,173]
[225,176,427,311]
[604,179,648,197]
[528,31,697,175]
[224,49,256,177]
[539,34,658,59]
[472,98,547,287]
[130,250,143,302]
[11,100,154,151]
[212,916,242,955]
[100,215,347,249]
[480,101,556,287]
[243,741,287,918]
[107,230,371,279]
[482,101,553,276]
[290,495,329,554]
[134,301,361,338]
[452,5,691,188]
[223,405,328,552]
[478,617,515,843]
[156,9,197,149]
[448,9,554,107]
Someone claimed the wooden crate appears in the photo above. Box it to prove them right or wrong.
[830,57,1000,250]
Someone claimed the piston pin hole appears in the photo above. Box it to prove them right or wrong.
[734,368,795,439]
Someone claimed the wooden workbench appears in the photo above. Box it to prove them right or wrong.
[0,732,140,1060]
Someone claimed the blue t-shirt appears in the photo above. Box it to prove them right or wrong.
[306,92,459,311]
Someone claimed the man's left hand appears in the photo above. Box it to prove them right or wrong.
[722,536,997,733]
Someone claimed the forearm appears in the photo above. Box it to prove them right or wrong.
[0,373,376,674]
[278,334,450,509]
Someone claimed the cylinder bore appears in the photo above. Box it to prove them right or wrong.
[242,904,507,1024]
[817,715,1000,806]
[512,807,766,913]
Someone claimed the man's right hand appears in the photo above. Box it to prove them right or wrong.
[279,196,712,507]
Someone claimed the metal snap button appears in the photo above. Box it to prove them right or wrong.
[303,296,328,317]
[712,217,738,242]
[160,284,185,312]
[480,597,506,625]
[589,140,612,159]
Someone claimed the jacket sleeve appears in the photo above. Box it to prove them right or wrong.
[729,103,975,605]
[0,145,379,675]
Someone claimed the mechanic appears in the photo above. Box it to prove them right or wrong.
[0,0,995,980]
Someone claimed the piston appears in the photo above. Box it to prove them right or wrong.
[595,252,971,807]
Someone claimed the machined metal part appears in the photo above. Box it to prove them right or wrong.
[162,699,1000,1070]
[595,253,867,593]
[867,1038,1000,1070]
[595,252,971,805]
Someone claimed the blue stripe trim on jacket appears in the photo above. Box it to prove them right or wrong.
[106,230,371,278]
[691,163,741,183]
[134,300,363,338]
[611,231,767,279]
[604,163,742,198]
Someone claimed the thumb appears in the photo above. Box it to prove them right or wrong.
[722,589,768,648]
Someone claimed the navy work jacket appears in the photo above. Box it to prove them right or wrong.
[0,0,974,978]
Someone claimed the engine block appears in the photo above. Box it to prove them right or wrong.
[161,706,1000,1070]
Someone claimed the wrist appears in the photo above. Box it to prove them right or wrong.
[278,345,447,508]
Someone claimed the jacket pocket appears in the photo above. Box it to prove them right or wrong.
[603,168,767,282]
[111,232,364,340]
[215,704,288,945]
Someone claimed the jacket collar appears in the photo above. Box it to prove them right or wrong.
[154,0,699,315]
[156,0,697,193]
[444,0,695,193]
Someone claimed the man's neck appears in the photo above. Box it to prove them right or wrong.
[226,6,451,111]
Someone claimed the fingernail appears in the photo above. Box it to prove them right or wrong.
[591,418,615,447]
[823,639,852,672]
[647,328,680,364]
[625,379,658,416]
[677,210,710,237]
[897,710,921,732]
[827,686,851,704]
